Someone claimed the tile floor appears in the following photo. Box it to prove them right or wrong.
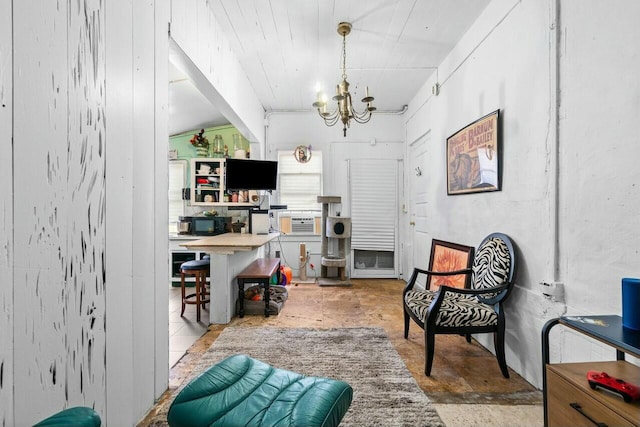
[169,286,210,368]
[163,279,544,427]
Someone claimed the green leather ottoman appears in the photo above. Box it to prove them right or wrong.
[168,354,352,427]
[33,407,101,426]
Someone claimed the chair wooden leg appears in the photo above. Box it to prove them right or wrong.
[403,311,410,339]
[200,271,208,308]
[202,272,211,308]
[424,329,435,376]
[494,330,510,378]
[465,333,471,343]
[180,271,186,317]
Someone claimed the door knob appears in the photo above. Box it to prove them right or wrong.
[409,221,415,226]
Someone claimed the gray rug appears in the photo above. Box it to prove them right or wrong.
[146,327,444,427]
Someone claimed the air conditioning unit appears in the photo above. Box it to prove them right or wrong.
[278,212,321,235]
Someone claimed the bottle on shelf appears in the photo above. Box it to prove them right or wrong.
[217,135,226,157]
[233,134,248,159]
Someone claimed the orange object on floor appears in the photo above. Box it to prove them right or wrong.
[281,265,292,284]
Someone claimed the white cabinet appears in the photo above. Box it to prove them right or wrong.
[190,157,257,207]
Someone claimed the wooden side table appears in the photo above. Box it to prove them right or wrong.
[542,315,640,426]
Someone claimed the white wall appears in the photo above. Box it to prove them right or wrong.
[266,112,406,275]
[405,0,640,388]
[555,0,640,365]
[11,1,108,423]
[171,0,265,148]
[0,0,13,423]
[558,1,640,316]
[266,111,405,206]
[1,1,169,425]
[105,1,170,425]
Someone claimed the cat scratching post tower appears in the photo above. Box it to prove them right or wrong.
[318,196,351,285]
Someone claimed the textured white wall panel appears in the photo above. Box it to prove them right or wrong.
[105,0,135,423]
[64,0,107,413]
[105,0,170,425]
[3,0,169,425]
[12,0,107,423]
[132,0,159,419]
[0,0,13,424]
[154,0,171,399]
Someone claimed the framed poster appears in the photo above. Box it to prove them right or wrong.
[427,240,475,290]
[446,109,500,195]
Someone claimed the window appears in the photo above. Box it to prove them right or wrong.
[277,150,323,211]
[168,160,186,233]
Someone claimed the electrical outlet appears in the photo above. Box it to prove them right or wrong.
[539,281,564,302]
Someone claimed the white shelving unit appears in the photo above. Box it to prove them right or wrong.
[190,157,256,207]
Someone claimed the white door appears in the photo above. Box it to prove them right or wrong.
[407,133,431,282]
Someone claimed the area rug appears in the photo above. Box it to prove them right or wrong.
[145,327,444,427]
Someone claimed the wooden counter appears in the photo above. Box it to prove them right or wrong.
[179,232,280,324]
[180,232,280,254]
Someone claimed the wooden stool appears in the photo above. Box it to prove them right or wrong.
[180,258,211,322]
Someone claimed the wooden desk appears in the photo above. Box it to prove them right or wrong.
[542,315,640,426]
[180,233,280,324]
[181,232,280,255]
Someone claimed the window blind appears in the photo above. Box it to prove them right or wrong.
[277,150,323,211]
[349,159,397,251]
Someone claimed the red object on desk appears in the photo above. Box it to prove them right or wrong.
[587,370,640,403]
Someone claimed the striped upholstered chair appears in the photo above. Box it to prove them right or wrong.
[403,233,518,378]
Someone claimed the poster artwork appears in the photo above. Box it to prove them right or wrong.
[446,110,500,195]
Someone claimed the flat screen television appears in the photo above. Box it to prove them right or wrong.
[225,158,278,190]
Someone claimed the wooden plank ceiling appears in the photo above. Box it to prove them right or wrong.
[168,0,491,135]
[209,0,491,111]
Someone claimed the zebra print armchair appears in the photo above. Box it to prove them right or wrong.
[403,232,518,378]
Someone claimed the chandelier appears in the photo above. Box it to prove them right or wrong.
[312,22,376,137]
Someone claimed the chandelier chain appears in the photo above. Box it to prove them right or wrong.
[341,33,347,80]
